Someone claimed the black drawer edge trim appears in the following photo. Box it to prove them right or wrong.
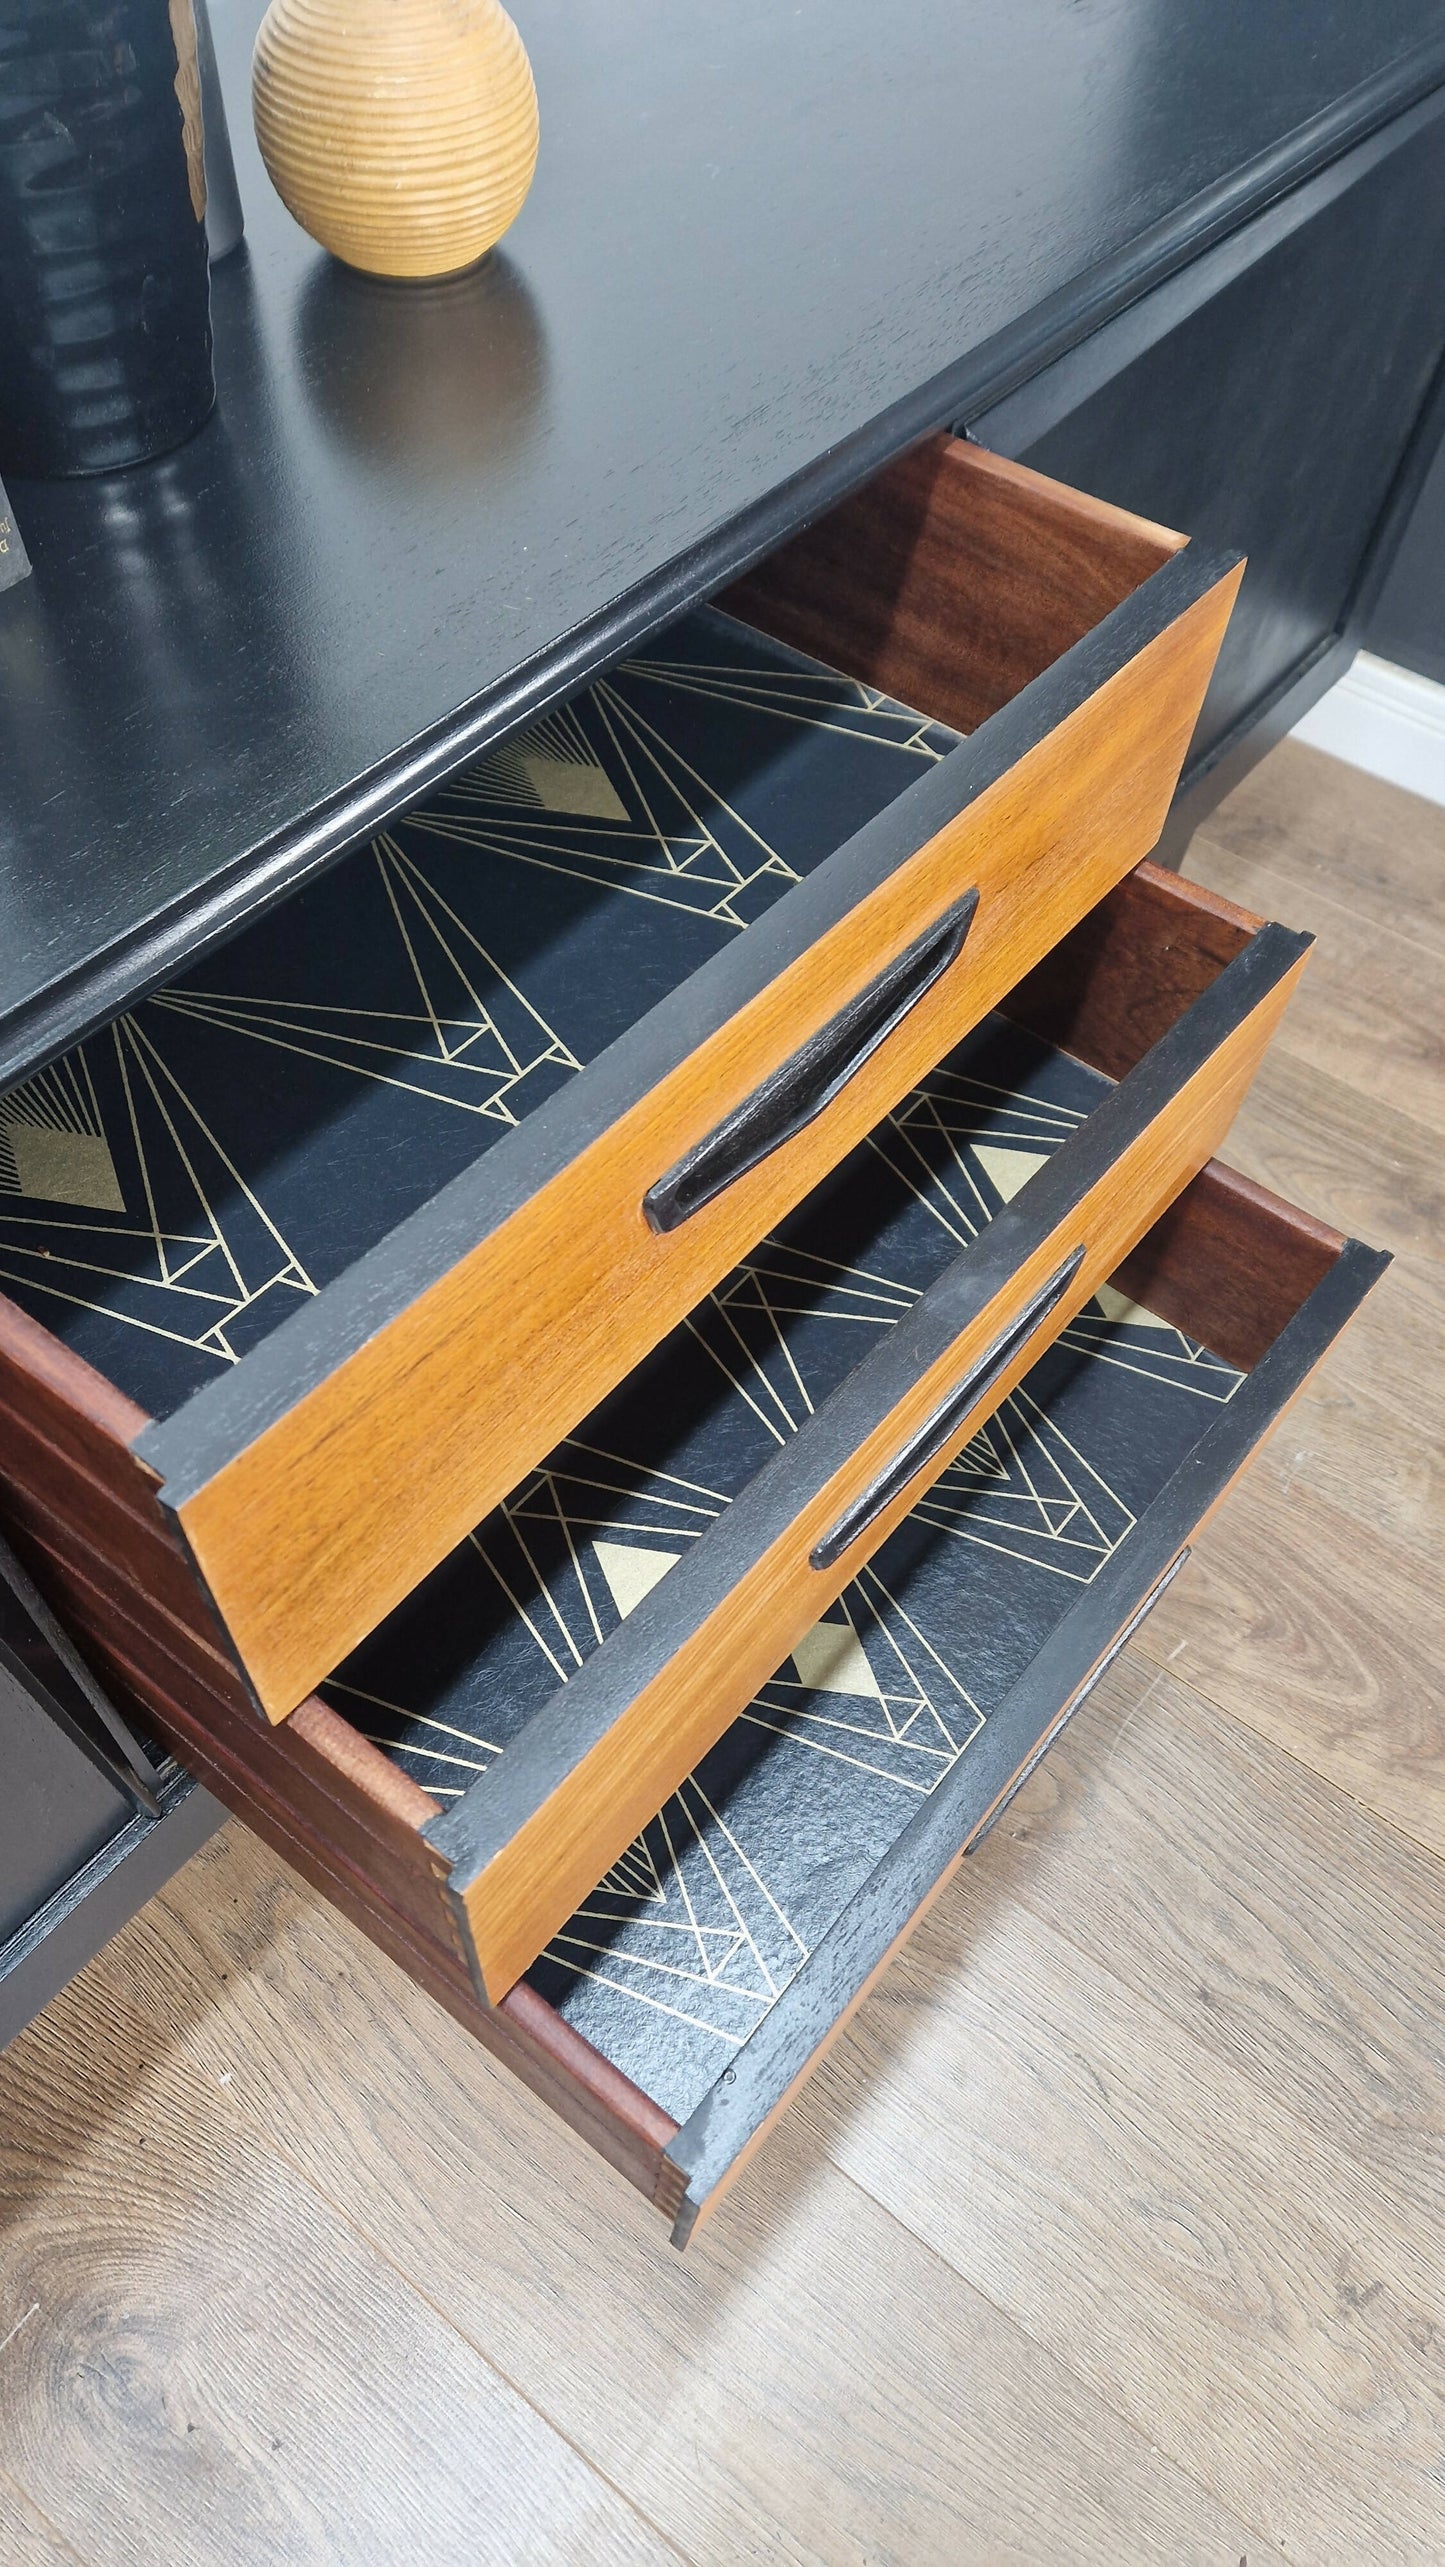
[0,1765,218,2051]
[137,534,1239,1508]
[662,1232,1390,2245]
[427,919,1309,1896]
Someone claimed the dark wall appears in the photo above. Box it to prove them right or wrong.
[1365,429,1445,686]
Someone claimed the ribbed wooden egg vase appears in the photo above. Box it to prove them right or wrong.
[251,0,539,279]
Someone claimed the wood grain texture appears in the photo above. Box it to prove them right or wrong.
[169,551,1242,1719]
[723,434,1184,731]
[0,1965,671,2567]
[968,1648,1445,2237]
[1131,1462,1445,1864]
[0,2477,82,2567]
[1183,831,1445,1141]
[660,1234,1386,2236]
[0,1265,685,2195]
[1319,1250,1445,1442]
[812,1880,1445,2560]
[1000,856,1259,1075]
[1107,1158,1343,1368]
[1196,733,1445,957]
[1205,1040,1445,1272]
[0,1500,684,2202]
[0,824,1339,2205]
[675,1827,978,2249]
[6,0,1441,1094]
[61,1818,1270,2567]
[0,1297,151,1503]
[1135,738,1445,1859]
[451,941,1307,2001]
[252,0,538,278]
[1239,1268,1444,1548]
[0,1309,441,1870]
[0,1401,217,1642]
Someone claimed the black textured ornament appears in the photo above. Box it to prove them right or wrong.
[0,0,215,477]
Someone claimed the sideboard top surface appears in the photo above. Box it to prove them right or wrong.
[1,0,1442,1086]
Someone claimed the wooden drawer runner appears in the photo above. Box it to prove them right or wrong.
[0,435,1240,1719]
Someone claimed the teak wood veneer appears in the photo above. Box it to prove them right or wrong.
[117,434,1241,1719]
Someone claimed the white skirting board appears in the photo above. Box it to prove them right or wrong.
[1291,650,1445,808]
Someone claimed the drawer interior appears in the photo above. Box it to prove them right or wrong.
[0,609,953,1420]
[519,1260,1236,2123]
[0,440,1181,1433]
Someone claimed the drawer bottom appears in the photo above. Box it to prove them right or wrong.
[335,1160,1383,2241]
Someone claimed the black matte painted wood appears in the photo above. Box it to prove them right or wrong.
[972,91,1445,803]
[0,1725,217,2049]
[1,0,1443,1087]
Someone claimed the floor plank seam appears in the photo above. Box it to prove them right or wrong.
[821,2157,1279,2555]
[1115,1649,1445,1877]
[1193,830,1445,970]
[827,2101,1441,2554]
[1249,1059,1445,1184]
[1194,832,1445,967]
[1129,1646,1445,1876]
[958,1656,1445,2265]
[0,2462,90,2567]
[194,2100,698,2567]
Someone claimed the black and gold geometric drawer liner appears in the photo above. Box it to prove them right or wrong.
[0,607,955,1418]
[320,1007,1242,2122]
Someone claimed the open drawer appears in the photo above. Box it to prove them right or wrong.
[0,867,1384,2237]
[0,435,1240,1719]
[407,868,1309,2000]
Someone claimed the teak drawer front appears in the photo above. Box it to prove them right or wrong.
[128,437,1241,1719]
[427,915,1309,2001]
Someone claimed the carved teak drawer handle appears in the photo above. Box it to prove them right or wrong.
[642,889,980,1234]
[810,1246,1087,1572]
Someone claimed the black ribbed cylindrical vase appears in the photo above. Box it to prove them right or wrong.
[0,0,216,478]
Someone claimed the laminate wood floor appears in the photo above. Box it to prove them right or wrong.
[2,739,1443,2566]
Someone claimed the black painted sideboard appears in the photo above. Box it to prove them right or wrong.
[2,0,1442,2061]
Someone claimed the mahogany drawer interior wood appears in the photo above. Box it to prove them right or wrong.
[0,434,1241,1720]
[0,862,1386,2236]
